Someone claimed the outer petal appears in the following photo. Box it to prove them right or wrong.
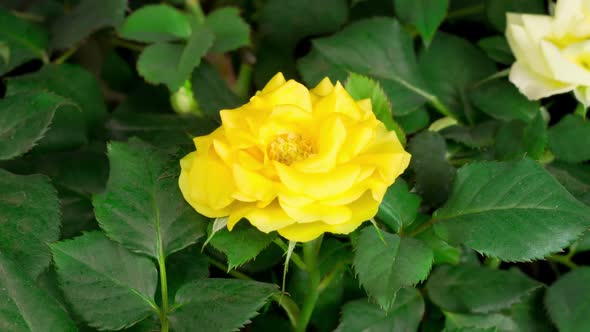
[326,193,378,235]
[310,77,335,97]
[186,154,236,212]
[254,80,312,112]
[244,202,297,233]
[279,199,352,224]
[261,72,287,93]
[277,221,331,242]
[509,61,575,100]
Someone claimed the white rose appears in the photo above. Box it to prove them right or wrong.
[506,0,590,106]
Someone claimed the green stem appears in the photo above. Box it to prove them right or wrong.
[408,219,437,237]
[158,253,169,332]
[548,254,578,269]
[295,236,323,332]
[207,257,301,328]
[273,238,307,271]
[234,63,253,98]
[186,0,205,23]
[53,46,77,64]
[111,38,144,52]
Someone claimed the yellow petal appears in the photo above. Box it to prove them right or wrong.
[227,203,255,230]
[179,168,229,217]
[327,193,379,234]
[261,72,287,93]
[255,80,312,112]
[294,115,346,173]
[310,77,335,97]
[313,82,363,120]
[232,163,277,203]
[275,161,360,199]
[279,199,352,224]
[244,202,297,233]
[188,155,235,211]
[277,221,330,242]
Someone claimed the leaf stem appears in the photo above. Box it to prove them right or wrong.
[207,256,301,327]
[186,0,205,23]
[548,254,578,269]
[408,219,437,237]
[53,46,77,64]
[295,236,323,332]
[158,252,169,332]
[234,63,253,98]
[111,37,144,52]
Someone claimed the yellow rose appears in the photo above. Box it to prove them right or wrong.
[506,0,590,106]
[178,73,410,242]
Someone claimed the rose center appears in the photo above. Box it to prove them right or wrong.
[267,133,314,165]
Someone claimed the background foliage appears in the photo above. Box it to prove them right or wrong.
[1,0,590,331]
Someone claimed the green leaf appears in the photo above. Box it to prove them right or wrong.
[169,278,278,332]
[444,312,516,331]
[336,288,425,332]
[298,18,430,115]
[470,80,539,123]
[137,43,185,91]
[415,227,460,265]
[511,290,554,332]
[441,121,499,148]
[427,265,541,313]
[177,24,214,76]
[166,245,209,302]
[419,33,496,122]
[548,114,590,163]
[210,223,276,270]
[0,92,75,160]
[394,0,448,44]
[377,178,421,232]
[137,24,213,92]
[397,107,430,134]
[191,62,244,119]
[50,0,127,49]
[0,170,60,279]
[0,8,48,75]
[345,73,406,145]
[546,161,590,206]
[205,7,250,53]
[255,0,348,86]
[433,158,590,261]
[353,227,433,310]
[477,36,514,65]
[494,111,546,160]
[106,111,217,149]
[119,4,191,43]
[94,140,208,259]
[0,251,77,332]
[408,130,456,206]
[486,0,546,32]
[545,267,590,332]
[6,63,107,132]
[51,231,158,330]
